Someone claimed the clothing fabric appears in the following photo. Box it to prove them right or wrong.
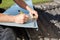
[3,0,33,15]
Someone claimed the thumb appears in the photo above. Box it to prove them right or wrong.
[25,15,29,18]
[29,13,33,18]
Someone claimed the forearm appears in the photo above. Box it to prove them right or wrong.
[0,13,15,22]
[13,0,33,12]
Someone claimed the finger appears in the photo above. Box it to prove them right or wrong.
[25,15,29,18]
[20,19,25,24]
[24,16,29,22]
[29,13,34,18]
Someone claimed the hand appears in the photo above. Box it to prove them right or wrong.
[29,9,38,19]
[14,14,28,24]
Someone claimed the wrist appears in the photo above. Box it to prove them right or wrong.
[8,16,15,23]
[12,16,15,23]
[26,6,33,12]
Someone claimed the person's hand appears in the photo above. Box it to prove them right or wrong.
[29,9,38,19]
[14,14,28,24]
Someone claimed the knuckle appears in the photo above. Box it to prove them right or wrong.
[20,21,24,24]
[22,18,25,20]
[22,20,24,22]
